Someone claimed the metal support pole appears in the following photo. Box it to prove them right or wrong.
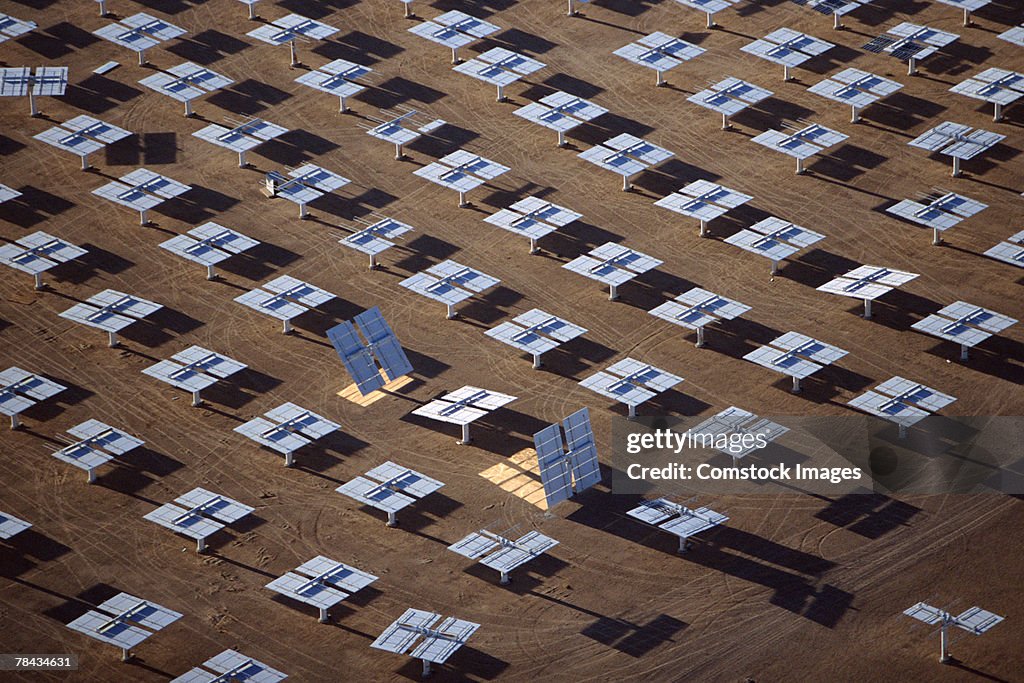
[678,536,688,553]
[87,468,97,484]
[706,12,714,29]
[496,84,505,102]
[622,175,631,191]
[898,423,907,439]
[319,607,328,623]
[628,404,637,419]
[459,423,471,445]
[656,70,666,87]
[851,105,860,123]
[248,3,257,20]
[529,237,539,254]
[107,331,118,348]
[451,47,459,64]
[933,227,942,246]
[863,298,872,319]
[404,2,413,18]
[783,65,791,82]
[11,414,20,429]
[940,623,950,662]
[963,9,971,27]
[500,570,510,584]
[395,143,403,160]
[369,254,378,270]
[206,264,216,280]
[422,659,432,677]
[139,209,148,225]
[792,376,801,393]
[796,157,805,175]
[299,203,308,219]
[339,96,348,113]
[29,91,39,117]
[289,42,299,67]
[696,326,705,348]
[567,0,576,16]
[184,100,193,117]
[532,353,542,369]
[446,304,456,319]
[196,537,206,553]
[138,50,146,66]
[908,58,917,76]
[557,130,566,147]
[960,344,969,361]
[952,157,960,177]
[98,0,107,16]
[833,13,841,30]
[81,153,90,171]
[387,511,398,527]
[770,260,779,275]
[283,319,292,334]
[722,113,730,130]
[993,103,1002,122]
[285,451,295,467]
[121,648,131,662]
[238,151,247,168]
[699,219,708,237]
[609,284,618,301]
[458,191,468,208]
[33,273,43,291]
[191,390,202,407]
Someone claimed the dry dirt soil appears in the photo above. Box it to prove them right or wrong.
[1,0,1023,681]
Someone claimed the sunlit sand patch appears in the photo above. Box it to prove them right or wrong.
[479,448,548,510]
[337,373,414,406]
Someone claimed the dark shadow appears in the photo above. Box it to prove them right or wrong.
[40,582,122,625]
[845,0,929,27]
[584,0,665,18]
[97,466,160,501]
[3,529,72,577]
[490,28,559,55]
[18,21,100,58]
[814,493,922,539]
[342,186,401,219]
[633,159,721,197]
[860,93,947,130]
[154,184,240,224]
[389,234,461,274]
[814,143,888,182]
[356,76,447,110]
[922,336,1024,384]
[946,659,1014,683]
[403,347,451,380]
[62,74,144,115]
[18,374,91,425]
[105,131,177,166]
[166,29,250,65]
[211,240,297,282]
[569,112,655,146]
[312,30,404,64]
[801,44,863,76]
[448,286,519,325]
[581,614,688,657]
[133,0,210,14]
[205,79,292,116]
[0,186,74,228]
[0,134,26,157]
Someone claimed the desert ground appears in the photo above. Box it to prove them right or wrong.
[1,0,1023,680]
